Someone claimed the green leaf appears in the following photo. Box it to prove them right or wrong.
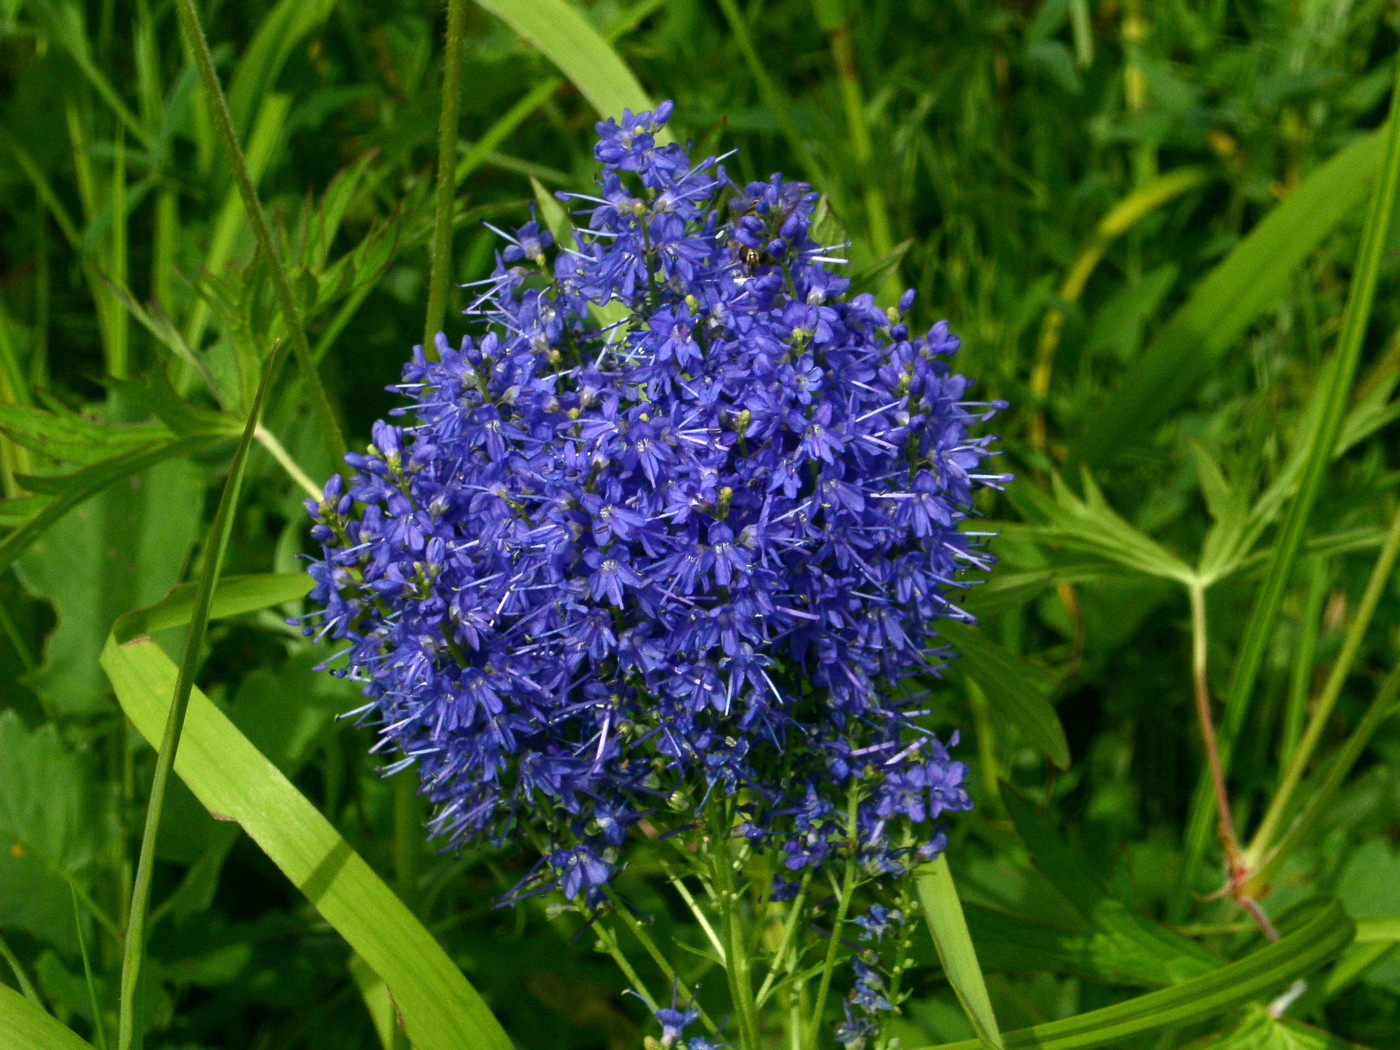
[14,456,204,716]
[1001,790,1219,984]
[113,573,310,644]
[1196,1006,1370,1050]
[224,0,335,144]
[100,637,515,1050]
[0,983,94,1050]
[939,621,1069,769]
[0,437,214,578]
[917,898,1354,1050]
[1072,126,1386,466]
[916,855,1005,1050]
[475,0,668,138]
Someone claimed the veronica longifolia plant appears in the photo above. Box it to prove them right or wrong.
[305,102,1009,1047]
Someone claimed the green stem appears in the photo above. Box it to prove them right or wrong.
[424,0,470,352]
[663,864,726,959]
[73,883,110,1050]
[1176,56,1400,914]
[711,808,763,1050]
[595,918,657,1010]
[116,349,280,1050]
[605,889,718,1035]
[1246,501,1400,867]
[0,929,40,1004]
[171,0,344,464]
[755,869,813,1007]
[807,787,860,1048]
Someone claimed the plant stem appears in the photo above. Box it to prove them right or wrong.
[116,348,280,1050]
[171,0,344,464]
[1246,502,1400,868]
[605,888,719,1035]
[424,0,470,352]
[711,808,763,1050]
[807,787,860,1047]
[595,917,657,1010]
[755,869,813,1007]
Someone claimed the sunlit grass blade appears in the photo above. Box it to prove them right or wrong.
[474,0,669,141]
[1178,60,1400,911]
[916,898,1353,1050]
[0,983,94,1050]
[112,573,312,643]
[100,636,516,1050]
[916,856,1005,1050]
[115,347,282,1050]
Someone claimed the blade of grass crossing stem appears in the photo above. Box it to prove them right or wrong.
[916,898,1352,1050]
[916,856,1005,1050]
[115,347,282,1050]
[473,0,670,144]
[424,0,470,350]
[99,638,516,1050]
[1176,60,1400,916]
[0,984,95,1050]
[171,0,344,464]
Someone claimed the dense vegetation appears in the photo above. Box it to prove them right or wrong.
[1,1,1398,1048]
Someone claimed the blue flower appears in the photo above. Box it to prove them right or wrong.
[304,102,1009,903]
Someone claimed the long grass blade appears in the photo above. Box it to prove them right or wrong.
[115,347,282,1050]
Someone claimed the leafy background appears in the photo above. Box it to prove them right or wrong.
[2,0,1400,1048]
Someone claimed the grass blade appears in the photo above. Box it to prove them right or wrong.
[474,0,669,140]
[99,637,516,1050]
[0,984,94,1050]
[1070,127,1386,468]
[116,348,282,1050]
[113,573,311,644]
[917,855,1005,1050]
[916,898,1353,1050]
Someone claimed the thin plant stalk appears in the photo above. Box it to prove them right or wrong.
[73,883,109,1050]
[807,787,860,1047]
[1178,58,1400,909]
[711,808,763,1050]
[116,348,281,1050]
[755,869,814,1007]
[171,0,344,464]
[424,0,470,351]
[603,888,719,1036]
[1246,501,1400,869]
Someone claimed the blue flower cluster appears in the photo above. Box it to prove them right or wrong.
[305,102,1007,903]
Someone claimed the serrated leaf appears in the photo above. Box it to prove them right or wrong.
[1196,1006,1371,1050]
[100,637,515,1050]
[917,855,1005,1050]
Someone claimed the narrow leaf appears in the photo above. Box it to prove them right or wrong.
[0,984,94,1050]
[474,0,670,139]
[916,898,1353,1050]
[917,855,1005,1050]
[100,637,515,1050]
[114,573,311,644]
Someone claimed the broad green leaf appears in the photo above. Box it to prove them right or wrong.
[1072,126,1385,466]
[475,0,669,139]
[114,573,310,644]
[917,898,1353,1050]
[14,457,204,715]
[916,855,1005,1050]
[100,637,515,1050]
[1002,790,1219,984]
[0,983,94,1050]
[940,621,1069,769]
[0,437,215,578]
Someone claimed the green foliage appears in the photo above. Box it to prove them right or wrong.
[2,0,1399,1047]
